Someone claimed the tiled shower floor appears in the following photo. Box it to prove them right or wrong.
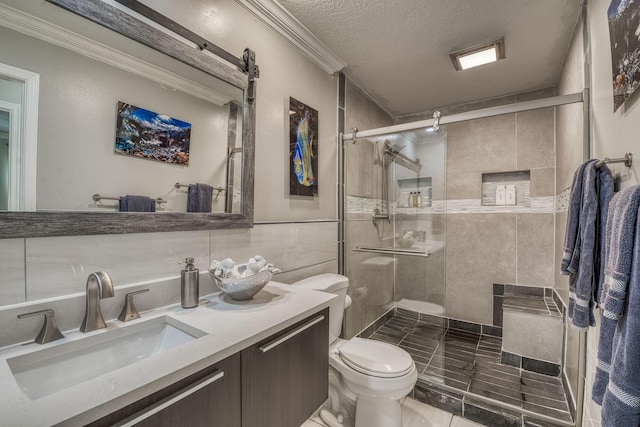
[365,309,574,426]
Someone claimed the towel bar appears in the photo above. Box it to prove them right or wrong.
[174,183,227,192]
[352,246,430,257]
[595,153,632,168]
[92,194,167,204]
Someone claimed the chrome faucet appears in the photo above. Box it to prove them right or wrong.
[80,271,114,332]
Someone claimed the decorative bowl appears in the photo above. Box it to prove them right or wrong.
[209,269,273,301]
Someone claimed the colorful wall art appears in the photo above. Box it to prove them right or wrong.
[608,0,640,112]
[115,102,192,165]
[289,97,318,197]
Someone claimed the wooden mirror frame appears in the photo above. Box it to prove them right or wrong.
[0,0,256,238]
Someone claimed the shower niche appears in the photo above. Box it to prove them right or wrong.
[481,170,531,207]
[397,177,432,208]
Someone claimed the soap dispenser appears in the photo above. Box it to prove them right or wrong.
[181,258,199,308]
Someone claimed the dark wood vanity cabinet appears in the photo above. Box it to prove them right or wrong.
[88,353,241,427]
[87,308,328,427]
[242,308,329,427]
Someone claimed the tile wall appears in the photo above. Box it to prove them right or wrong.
[0,221,338,346]
[445,103,556,325]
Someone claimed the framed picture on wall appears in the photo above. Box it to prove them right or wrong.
[608,0,640,112]
[115,101,191,165]
[289,97,318,197]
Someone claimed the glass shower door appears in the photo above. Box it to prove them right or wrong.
[391,128,446,316]
[343,127,446,338]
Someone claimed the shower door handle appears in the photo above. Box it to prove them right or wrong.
[352,246,430,257]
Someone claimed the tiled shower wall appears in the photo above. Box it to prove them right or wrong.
[0,221,337,346]
[445,100,556,326]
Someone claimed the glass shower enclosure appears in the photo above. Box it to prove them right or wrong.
[342,126,446,338]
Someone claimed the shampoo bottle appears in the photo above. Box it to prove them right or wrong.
[181,258,199,308]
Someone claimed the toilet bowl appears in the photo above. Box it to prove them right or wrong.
[293,274,417,427]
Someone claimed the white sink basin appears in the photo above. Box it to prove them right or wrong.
[7,316,206,400]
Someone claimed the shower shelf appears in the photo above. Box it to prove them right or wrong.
[352,246,430,257]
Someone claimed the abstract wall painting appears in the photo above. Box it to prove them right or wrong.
[608,0,640,112]
[115,102,192,165]
[289,97,318,197]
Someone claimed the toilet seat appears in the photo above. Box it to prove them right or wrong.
[338,338,414,378]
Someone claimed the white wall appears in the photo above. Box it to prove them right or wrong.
[581,1,640,426]
[140,0,338,221]
[589,0,640,188]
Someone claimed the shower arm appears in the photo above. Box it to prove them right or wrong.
[384,148,421,174]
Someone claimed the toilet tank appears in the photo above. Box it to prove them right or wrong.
[292,273,349,343]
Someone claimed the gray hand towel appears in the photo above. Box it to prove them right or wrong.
[187,183,214,213]
[561,159,594,275]
[600,185,640,320]
[595,192,640,424]
[595,165,615,302]
[119,195,156,212]
[568,160,610,330]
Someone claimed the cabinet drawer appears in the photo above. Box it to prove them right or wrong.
[89,353,241,427]
[242,308,329,427]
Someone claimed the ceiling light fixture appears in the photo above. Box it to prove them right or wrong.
[450,38,505,71]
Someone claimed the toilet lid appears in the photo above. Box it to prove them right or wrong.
[338,338,414,378]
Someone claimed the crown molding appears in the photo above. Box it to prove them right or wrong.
[0,3,232,106]
[234,0,346,74]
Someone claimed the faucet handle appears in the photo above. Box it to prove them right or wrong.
[17,309,65,344]
[118,289,150,322]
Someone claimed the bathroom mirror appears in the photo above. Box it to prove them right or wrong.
[0,0,256,238]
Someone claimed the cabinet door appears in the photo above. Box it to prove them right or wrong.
[242,308,329,427]
[88,353,241,427]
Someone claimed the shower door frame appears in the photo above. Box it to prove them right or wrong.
[337,88,589,426]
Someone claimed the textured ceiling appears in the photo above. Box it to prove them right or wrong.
[277,0,583,117]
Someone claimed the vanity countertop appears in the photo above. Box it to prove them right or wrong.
[0,282,335,426]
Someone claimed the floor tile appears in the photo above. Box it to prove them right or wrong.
[421,372,470,391]
[523,402,573,422]
[425,366,472,384]
[472,371,521,391]
[401,397,454,427]
[469,378,522,400]
[306,405,329,427]
[468,383,523,407]
[522,385,566,401]
[379,310,573,426]
[414,381,464,416]
[522,392,570,411]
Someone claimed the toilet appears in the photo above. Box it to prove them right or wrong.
[293,273,417,427]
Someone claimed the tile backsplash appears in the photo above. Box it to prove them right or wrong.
[0,221,338,346]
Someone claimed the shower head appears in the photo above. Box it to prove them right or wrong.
[383,140,406,160]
